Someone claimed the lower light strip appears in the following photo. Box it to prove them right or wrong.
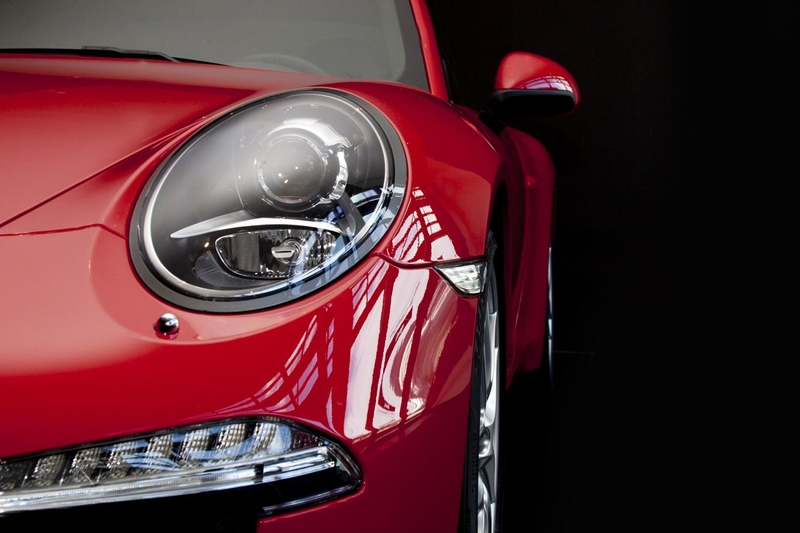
[0,418,361,514]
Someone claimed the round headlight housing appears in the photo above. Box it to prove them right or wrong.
[130,90,405,312]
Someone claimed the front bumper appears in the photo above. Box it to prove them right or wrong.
[0,227,477,532]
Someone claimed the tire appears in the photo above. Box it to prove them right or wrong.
[459,230,504,533]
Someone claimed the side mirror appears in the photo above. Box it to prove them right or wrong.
[484,52,580,122]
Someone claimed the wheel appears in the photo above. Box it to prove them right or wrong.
[460,230,504,533]
[231,53,329,75]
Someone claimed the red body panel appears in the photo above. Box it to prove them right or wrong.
[501,127,556,375]
[495,51,581,109]
[409,0,449,101]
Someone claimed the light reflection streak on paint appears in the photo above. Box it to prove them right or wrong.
[523,75,574,93]
[377,271,427,422]
[408,281,458,416]
[390,188,455,262]
[345,295,383,439]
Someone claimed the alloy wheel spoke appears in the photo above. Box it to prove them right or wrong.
[476,253,500,533]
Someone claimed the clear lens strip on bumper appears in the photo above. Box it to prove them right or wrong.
[0,418,361,514]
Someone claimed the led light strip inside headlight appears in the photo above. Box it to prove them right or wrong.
[130,90,405,312]
[0,418,361,513]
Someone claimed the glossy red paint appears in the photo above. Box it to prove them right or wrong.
[409,0,449,101]
[440,104,554,380]
[501,128,556,376]
[495,51,581,109]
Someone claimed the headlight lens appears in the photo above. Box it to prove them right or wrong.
[0,418,361,514]
[130,90,405,312]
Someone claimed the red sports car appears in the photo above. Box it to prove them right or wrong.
[0,1,579,531]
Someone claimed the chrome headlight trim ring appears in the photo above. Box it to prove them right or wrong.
[129,89,406,313]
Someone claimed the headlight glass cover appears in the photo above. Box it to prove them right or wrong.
[0,418,361,514]
[130,90,405,312]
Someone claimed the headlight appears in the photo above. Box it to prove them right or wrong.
[0,418,361,514]
[130,90,405,312]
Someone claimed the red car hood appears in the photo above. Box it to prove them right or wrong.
[0,55,333,227]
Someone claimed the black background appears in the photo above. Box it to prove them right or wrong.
[425,1,689,530]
